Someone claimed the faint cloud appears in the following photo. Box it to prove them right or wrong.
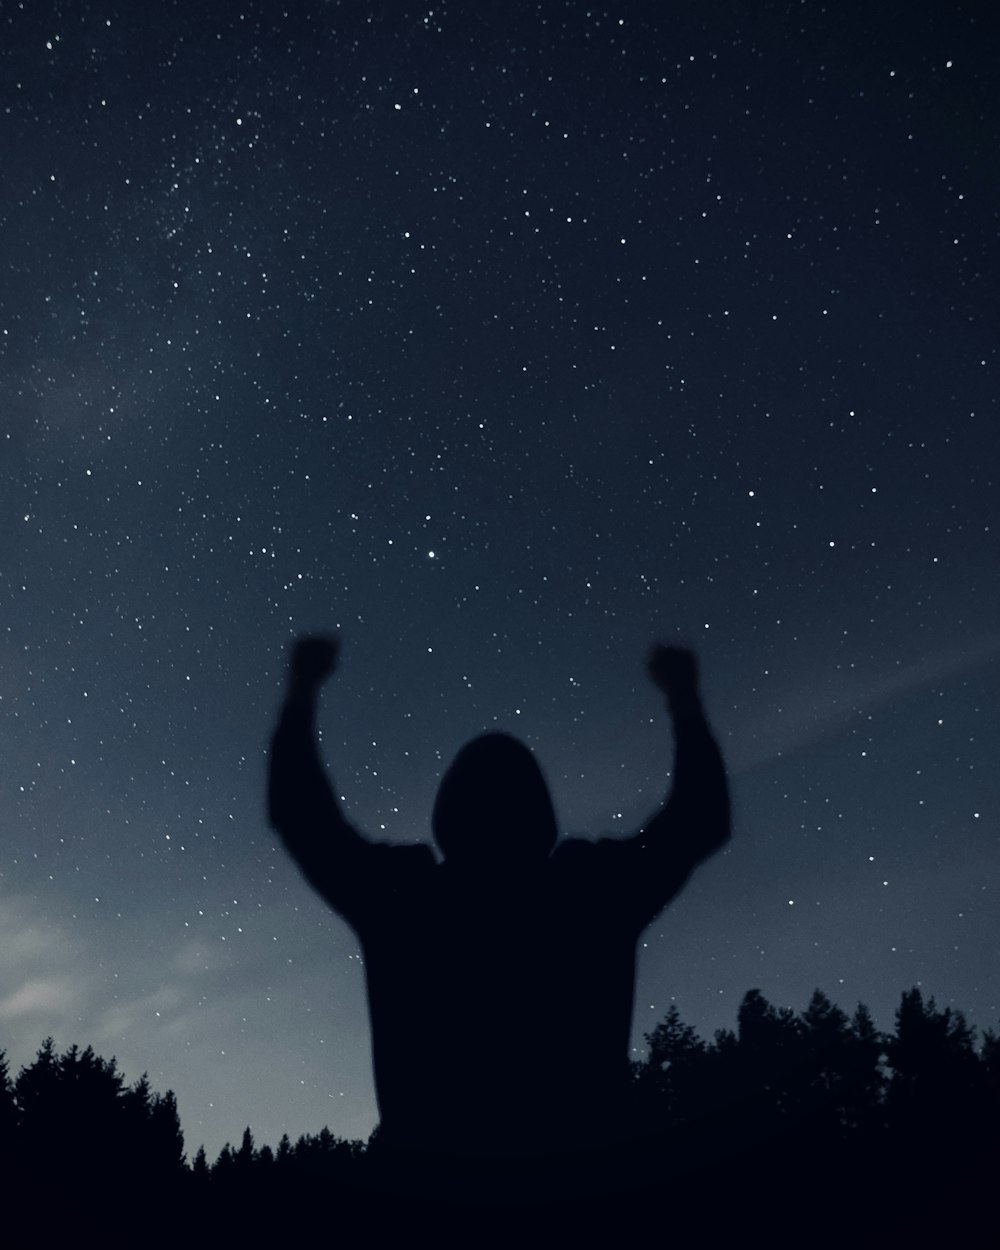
[0,893,69,967]
[0,891,97,1060]
[172,938,232,976]
[731,634,1000,773]
[0,977,78,1020]
[94,982,187,1043]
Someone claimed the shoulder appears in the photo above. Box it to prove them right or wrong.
[337,840,436,890]
[367,841,437,872]
[333,842,436,927]
[552,833,680,928]
[552,834,636,876]
[554,834,635,856]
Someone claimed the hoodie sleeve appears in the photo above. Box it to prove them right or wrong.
[599,705,730,927]
[268,694,375,914]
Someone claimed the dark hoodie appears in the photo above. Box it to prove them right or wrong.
[270,708,729,1181]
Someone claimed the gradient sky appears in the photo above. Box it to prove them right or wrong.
[2,0,998,1161]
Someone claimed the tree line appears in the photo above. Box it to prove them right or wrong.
[2,985,998,1237]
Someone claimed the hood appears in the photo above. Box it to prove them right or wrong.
[431,732,558,866]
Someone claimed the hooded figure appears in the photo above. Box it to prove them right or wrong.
[431,732,558,868]
[269,637,729,1203]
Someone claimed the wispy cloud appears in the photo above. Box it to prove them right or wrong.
[0,977,79,1021]
[0,893,74,968]
[729,634,1000,773]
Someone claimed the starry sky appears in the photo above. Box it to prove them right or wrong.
[2,0,998,1160]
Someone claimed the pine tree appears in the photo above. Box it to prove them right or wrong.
[0,1051,18,1173]
[637,1003,710,1125]
[886,987,984,1143]
[148,1089,186,1175]
[235,1125,255,1171]
[213,1142,235,1176]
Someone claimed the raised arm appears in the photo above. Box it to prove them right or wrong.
[630,645,730,901]
[268,636,370,908]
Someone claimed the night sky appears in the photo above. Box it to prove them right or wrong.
[2,1,998,1161]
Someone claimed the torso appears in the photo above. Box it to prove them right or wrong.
[343,840,647,1156]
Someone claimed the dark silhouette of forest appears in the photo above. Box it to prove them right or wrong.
[3,984,997,1242]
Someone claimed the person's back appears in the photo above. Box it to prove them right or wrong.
[268,637,729,1189]
[344,837,653,1159]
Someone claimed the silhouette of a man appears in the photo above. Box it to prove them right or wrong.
[269,637,729,1191]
